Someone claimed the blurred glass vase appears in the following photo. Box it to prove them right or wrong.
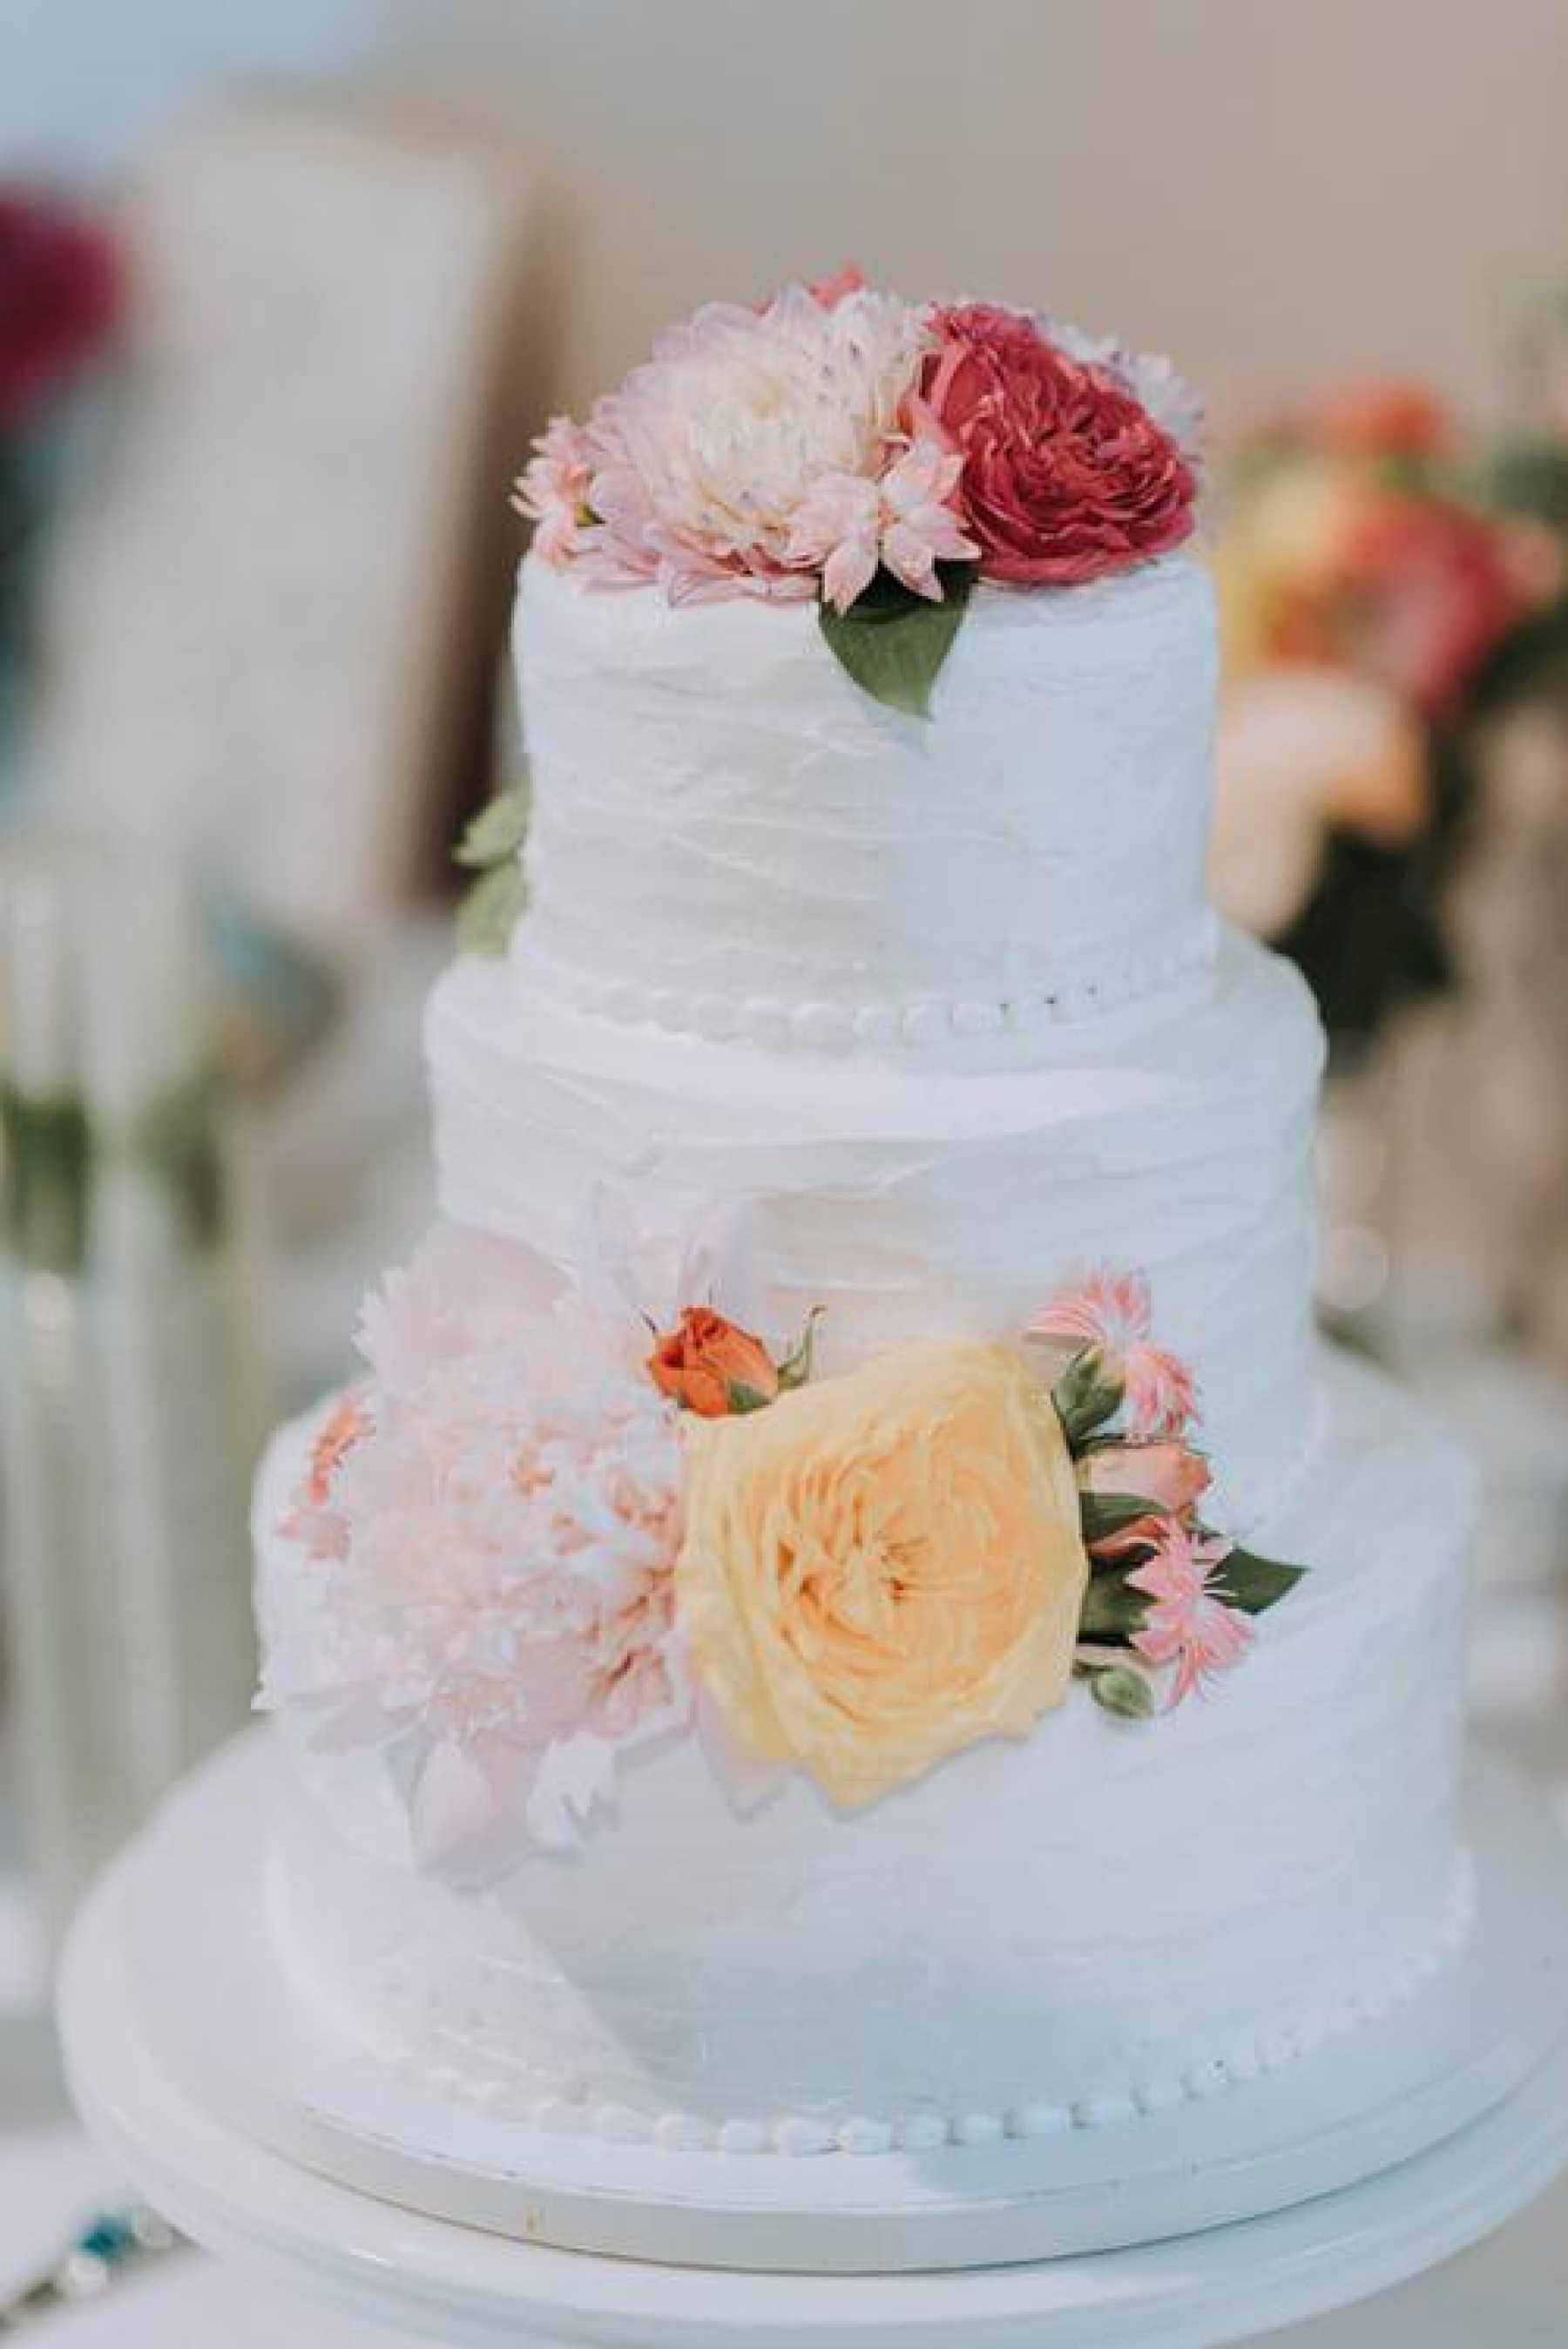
[0,834,269,1949]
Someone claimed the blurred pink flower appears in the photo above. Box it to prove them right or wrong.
[786,436,977,611]
[1127,1523,1253,1704]
[1330,491,1533,722]
[1029,1267,1199,1438]
[1309,376,1456,460]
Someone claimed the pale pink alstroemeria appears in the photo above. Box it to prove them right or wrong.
[1127,1523,1253,1705]
[787,437,977,613]
[1029,1267,1199,1439]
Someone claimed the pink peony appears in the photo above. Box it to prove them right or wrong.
[786,434,977,612]
[1127,1523,1253,1705]
[1029,1267,1199,1439]
[920,303,1197,586]
[279,1223,690,1855]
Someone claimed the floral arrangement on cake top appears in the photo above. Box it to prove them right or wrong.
[514,267,1202,716]
[267,1211,1301,1863]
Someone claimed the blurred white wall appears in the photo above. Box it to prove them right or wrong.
[6,0,1567,413]
[1,0,382,179]
[383,0,1568,415]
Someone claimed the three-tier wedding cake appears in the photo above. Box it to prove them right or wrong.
[253,276,1476,2182]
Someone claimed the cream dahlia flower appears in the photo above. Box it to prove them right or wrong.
[582,286,933,601]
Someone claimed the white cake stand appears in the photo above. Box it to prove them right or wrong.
[62,1732,1568,2273]
[61,1738,1568,2339]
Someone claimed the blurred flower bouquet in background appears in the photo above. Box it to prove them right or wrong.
[1210,358,1568,1053]
[1212,315,1568,1514]
[0,189,120,797]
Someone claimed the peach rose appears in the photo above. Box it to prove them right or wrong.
[674,1342,1089,1809]
[648,1307,780,1418]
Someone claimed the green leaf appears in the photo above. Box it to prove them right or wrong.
[1217,1546,1307,1617]
[455,786,530,870]
[817,561,976,719]
[1079,1490,1166,1548]
[1051,1346,1125,1449]
[456,859,528,957]
[775,1305,825,1393]
[725,1379,775,1415]
[1077,1571,1151,1644]
[1087,1663,1158,1721]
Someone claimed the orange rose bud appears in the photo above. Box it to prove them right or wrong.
[648,1307,781,1418]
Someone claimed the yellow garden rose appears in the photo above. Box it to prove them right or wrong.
[674,1341,1089,1810]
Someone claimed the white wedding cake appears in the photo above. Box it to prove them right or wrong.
[254,279,1475,2170]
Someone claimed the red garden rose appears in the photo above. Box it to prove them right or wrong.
[919,303,1196,587]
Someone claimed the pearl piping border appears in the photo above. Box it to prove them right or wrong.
[510,918,1220,1055]
[391,1850,1474,2159]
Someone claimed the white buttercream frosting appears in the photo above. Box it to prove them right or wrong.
[257,1348,1475,2144]
[428,926,1322,1521]
[512,550,1219,1036]
[251,512,1481,2170]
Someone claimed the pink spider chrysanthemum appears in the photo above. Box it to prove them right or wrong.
[1126,1522,1253,1706]
[1028,1267,1199,1438]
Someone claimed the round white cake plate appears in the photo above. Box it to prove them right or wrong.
[57,1839,1568,2349]
[60,1731,1568,2278]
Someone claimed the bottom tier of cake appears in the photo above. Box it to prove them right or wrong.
[254,1346,1474,2156]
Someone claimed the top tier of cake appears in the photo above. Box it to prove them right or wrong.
[510,549,1219,1053]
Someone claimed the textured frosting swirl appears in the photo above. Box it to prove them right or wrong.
[512,551,1219,1032]
[428,928,1323,1526]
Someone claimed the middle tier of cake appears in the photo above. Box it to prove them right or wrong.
[429,926,1323,1524]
